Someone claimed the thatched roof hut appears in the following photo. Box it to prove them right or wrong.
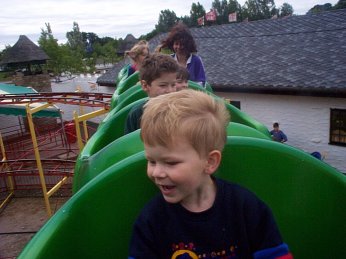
[0,35,49,69]
[0,35,52,90]
[116,34,138,56]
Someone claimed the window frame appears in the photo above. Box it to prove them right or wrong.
[329,108,346,146]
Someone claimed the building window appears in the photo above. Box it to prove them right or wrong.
[330,109,346,146]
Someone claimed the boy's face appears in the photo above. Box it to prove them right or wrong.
[141,72,177,98]
[144,138,219,211]
[175,78,188,91]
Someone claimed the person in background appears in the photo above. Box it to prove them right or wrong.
[124,40,149,77]
[175,66,189,91]
[270,122,288,143]
[160,23,206,87]
[124,53,178,134]
[129,89,293,258]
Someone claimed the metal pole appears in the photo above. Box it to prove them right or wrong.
[26,104,52,217]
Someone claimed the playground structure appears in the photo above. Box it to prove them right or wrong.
[0,84,113,216]
[13,70,346,258]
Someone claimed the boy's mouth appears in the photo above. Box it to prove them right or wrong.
[161,185,174,190]
[158,184,176,194]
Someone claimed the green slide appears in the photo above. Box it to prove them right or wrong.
[73,69,271,192]
[19,136,346,258]
[111,70,141,110]
[73,123,269,192]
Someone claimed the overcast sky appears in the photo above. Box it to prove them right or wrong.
[0,0,338,50]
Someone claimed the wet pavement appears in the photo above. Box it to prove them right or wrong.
[0,188,72,259]
[0,74,112,258]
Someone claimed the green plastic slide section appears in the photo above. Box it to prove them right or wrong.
[111,66,213,110]
[19,137,346,259]
[83,84,269,159]
[73,122,269,192]
[73,85,270,192]
[77,98,147,158]
[114,64,131,87]
[111,71,140,110]
[73,129,143,192]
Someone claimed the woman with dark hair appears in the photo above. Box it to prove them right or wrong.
[160,23,206,86]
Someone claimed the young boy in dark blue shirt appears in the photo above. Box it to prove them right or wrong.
[129,90,293,259]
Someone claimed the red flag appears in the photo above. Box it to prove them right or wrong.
[228,12,237,22]
[206,9,217,21]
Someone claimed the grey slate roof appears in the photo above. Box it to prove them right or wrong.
[0,35,49,66]
[97,9,346,96]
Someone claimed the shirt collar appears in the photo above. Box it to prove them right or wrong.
[173,54,192,66]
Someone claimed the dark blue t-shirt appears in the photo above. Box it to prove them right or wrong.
[129,178,289,258]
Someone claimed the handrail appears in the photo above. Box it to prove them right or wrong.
[0,92,113,109]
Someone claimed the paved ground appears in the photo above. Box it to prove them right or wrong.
[0,75,113,258]
[0,188,71,259]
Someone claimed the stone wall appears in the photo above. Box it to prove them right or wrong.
[12,72,52,92]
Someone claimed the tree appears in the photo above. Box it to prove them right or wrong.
[143,29,158,41]
[190,2,206,26]
[82,32,100,55]
[180,15,193,27]
[211,0,243,24]
[229,0,244,22]
[334,0,346,9]
[243,0,276,21]
[307,3,333,14]
[279,2,293,17]
[155,9,178,33]
[66,22,85,54]
[38,23,63,75]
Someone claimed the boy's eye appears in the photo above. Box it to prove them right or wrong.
[147,160,156,165]
[166,161,179,166]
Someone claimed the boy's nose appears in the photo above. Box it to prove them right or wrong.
[165,85,176,93]
[151,164,165,178]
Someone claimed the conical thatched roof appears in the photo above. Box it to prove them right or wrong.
[0,35,49,66]
[116,34,138,55]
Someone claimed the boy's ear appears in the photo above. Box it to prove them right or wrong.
[205,150,222,175]
[141,80,149,92]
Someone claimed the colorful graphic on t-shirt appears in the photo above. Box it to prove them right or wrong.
[171,242,238,258]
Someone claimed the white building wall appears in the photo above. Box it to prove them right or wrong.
[217,92,346,174]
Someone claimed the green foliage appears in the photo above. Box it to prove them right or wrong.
[66,22,85,55]
[180,15,193,27]
[211,0,243,24]
[279,3,293,17]
[243,0,277,21]
[190,2,206,26]
[307,3,333,14]
[0,45,11,62]
[334,0,346,9]
[37,22,120,76]
[38,23,64,74]
[0,71,11,81]
[155,9,179,33]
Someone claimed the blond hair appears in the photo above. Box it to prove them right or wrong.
[124,40,149,62]
[141,89,230,157]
